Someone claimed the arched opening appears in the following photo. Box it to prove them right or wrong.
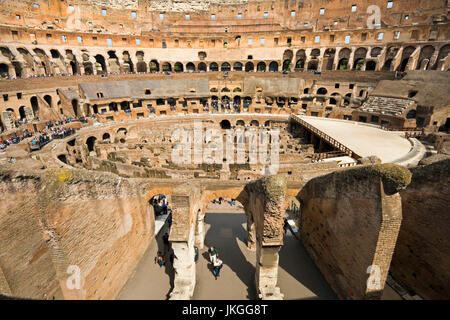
[243,97,252,108]
[220,120,231,129]
[19,106,27,121]
[94,54,107,74]
[236,120,245,126]
[122,51,134,73]
[416,45,435,70]
[0,64,9,77]
[295,59,305,69]
[186,62,195,72]
[70,61,78,75]
[338,58,349,70]
[282,60,291,71]
[366,61,377,71]
[307,60,318,71]
[150,60,160,73]
[221,62,231,72]
[102,133,111,141]
[398,46,416,71]
[198,62,207,72]
[117,128,128,135]
[244,62,254,72]
[71,99,78,117]
[317,88,327,95]
[250,120,259,127]
[86,136,97,152]
[120,101,130,111]
[174,62,183,72]
[44,95,52,108]
[210,62,219,72]
[257,62,266,72]
[57,155,67,164]
[353,58,365,70]
[268,61,279,72]
[13,61,22,78]
[30,96,39,118]
[283,49,294,61]
[233,62,243,71]
[50,49,60,59]
[162,62,172,72]
[92,104,98,114]
[382,59,393,71]
[83,62,94,75]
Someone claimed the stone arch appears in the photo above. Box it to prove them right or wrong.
[18,106,27,120]
[269,61,279,72]
[86,136,97,152]
[236,120,245,126]
[433,44,450,70]
[221,62,231,72]
[174,62,183,72]
[382,59,393,71]
[307,60,318,71]
[250,120,259,127]
[220,120,231,129]
[102,132,111,141]
[257,61,266,72]
[283,49,294,61]
[245,62,254,72]
[72,99,79,117]
[95,54,107,74]
[311,49,321,58]
[282,60,291,71]
[417,45,435,70]
[398,46,416,71]
[366,60,377,71]
[150,60,160,72]
[317,88,327,95]
[233,62,243,71]
[370,47,383,58]
[162,62,172,72]
[30,96,39,118]
[186,62,195,72]
[209,62,219,72]
[44,95,52,108]
[0,63,8,77]
[198,62,207,72]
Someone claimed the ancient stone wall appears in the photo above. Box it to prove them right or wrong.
[0,167,154,299]
[391,159,450,299]
[298,164,411,299]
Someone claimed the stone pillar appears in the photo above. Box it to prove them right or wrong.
[194,215,205,249]
[169,236,196,300]
[255,242,284,300]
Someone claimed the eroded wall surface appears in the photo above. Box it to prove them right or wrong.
[0,168,154,299]
[391,159,450,299]
[298,164,411,299]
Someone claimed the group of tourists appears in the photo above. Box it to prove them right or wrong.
[151,194,169,216]
[0,130,32,150]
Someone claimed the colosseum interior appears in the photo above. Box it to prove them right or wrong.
[0,0,449,302]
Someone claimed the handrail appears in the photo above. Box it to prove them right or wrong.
[291,114,359,158]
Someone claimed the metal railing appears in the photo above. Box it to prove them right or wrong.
[291,114,357,158]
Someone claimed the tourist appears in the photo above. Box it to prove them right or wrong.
[213,258,223,280]
[208,246,218,264]
[155,251,165,268]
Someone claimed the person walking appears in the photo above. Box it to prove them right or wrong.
[208,246,218,264]
[154,251,165,268]
[213,258,223,280]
